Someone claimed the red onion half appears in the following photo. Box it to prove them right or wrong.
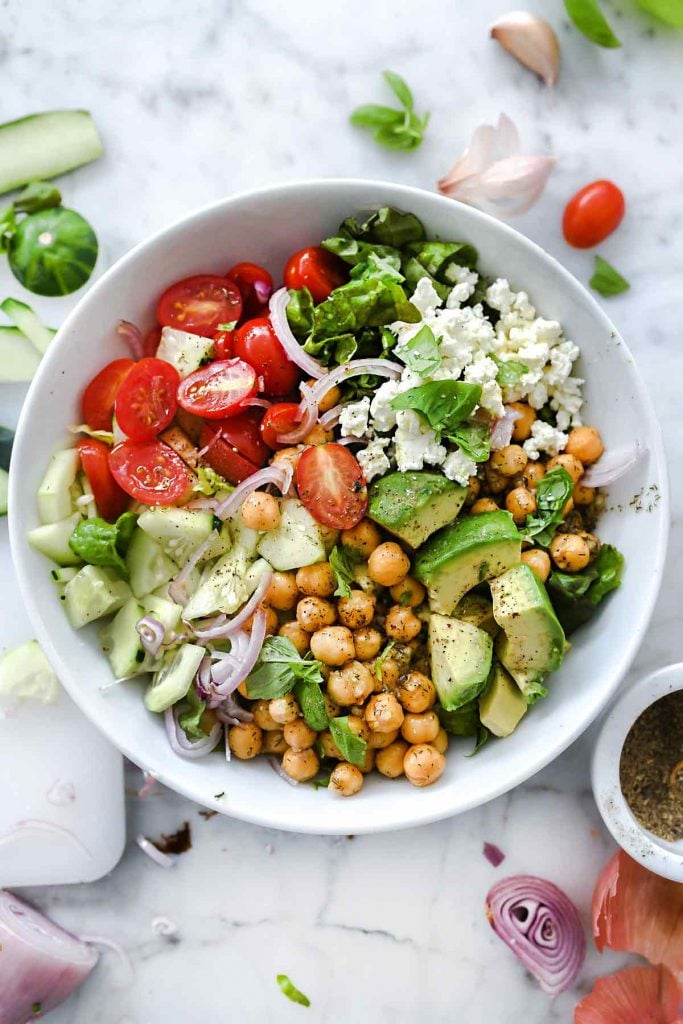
[269,287,325,379]
[485,875,585,996]
[0,889,99,1021]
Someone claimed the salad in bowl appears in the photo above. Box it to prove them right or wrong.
[27,204,626,798]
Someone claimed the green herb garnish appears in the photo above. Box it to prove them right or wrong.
[178,686,210,742]
[68,511,137,578]
[276,974,311,1007]
[246,637,324,701]
[350,70,429,151]
[396,324,442,377]
[329,545,356,598]
[564,0,621,47]
[294,675,329,732]
[448,420,491,463]
[391,381,482,436]
[493,356,529,387]
[522,467,574,547]
[328,716,368,767]
[589,255,630,297]
[374,640,396,680]
[546,543,624,633]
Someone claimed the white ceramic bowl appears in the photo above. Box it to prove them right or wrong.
[9,179,669,834]
[592,664,683,882]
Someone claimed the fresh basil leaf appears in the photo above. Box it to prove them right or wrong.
[340,207,426,247]
[276,975,311,1008]
[437,700,479,737]
[286,286,314,340]
[383,69,414,111]
[178,686,209,742]
[522,467,574,547]
[400,256,451,302]
[294,676,329,732]
[329,545,355,598]
[564,0,621,47]
[68,511,137,579]
[447,420,490,463]
[547,544,624,634]
[247,637,325,700]
[245,664,294,700]
[493,356,529,387]
[391,381,482,434]
[638,0,683,26]
[311,772,332,790]
[350,76,429,151]
[590,256,630,297]
[373,117,424,152]
[373,640,396,680]
[349,105,405,128]
[404,240,479,281]
[466,725,491,757]
[14,181,62,214]
[328,716,367,767]
[397,324,441,376]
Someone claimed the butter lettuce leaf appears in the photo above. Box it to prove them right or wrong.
[68,511,137,579]
[547,544,624,634]
[340,206,426,247]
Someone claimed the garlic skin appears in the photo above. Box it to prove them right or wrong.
[491,11,561,86]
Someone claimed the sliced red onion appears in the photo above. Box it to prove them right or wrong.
[319,404,342,430]
[186,496,220,511]
[241,397,272,410]
[46,779,76,807]
[483,842,506,867]
[136,615,166,657]
[581,444,647,487]
[117,319,144,359]
[136,835,174,868]
[490,407,522,451]
[277,384,318,443]
[213,463,293,521]
[253,279,273,305]
[269,755,298,786]
[195,655,213,701]
[307,358,403,407]
[197,429,223,459]
[269,287,325,379]
[212,610,267,699]
[0,889,99,1021]
[164,705,222,759]
[194,571,272,640]
[214,694,254,725]
[168,531,219,606]
[486,875,585,996]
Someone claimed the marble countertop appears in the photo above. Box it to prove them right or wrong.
[4,0,683,1020]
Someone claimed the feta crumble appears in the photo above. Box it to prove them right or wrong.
[356,437,391,482]
[523,420,569,460]
[442,449,478,486]
[339,397,371,438]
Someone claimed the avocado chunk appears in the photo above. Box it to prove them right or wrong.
[479,661,527,737]
[490,563,565,703]
[428,612,493,711]
[414,511,521,614]
[368,471,467,549]
[453,593,499,638]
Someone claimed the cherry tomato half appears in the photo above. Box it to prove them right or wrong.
[156,274,243,337]
[213,327,235,360]
[77,438,129,521]
[259,402,301,450]
[177,358,257,420]
[295,443,367,530]
[114,357,180,441]
[232,318,299,398]
[226,261,273,319]
[199,425,260,485]
[562,180,625,249]
[206,408,269,467]
[284,246,347,304]
[109,440,192,506]
[81,359,135,432]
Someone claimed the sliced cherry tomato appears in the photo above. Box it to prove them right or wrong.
[563,180,625,248]
[109,440,192,506]
[81,359,135,432]
[206,409,269,467]
[177,358,257,419]
[226,261,273,319]
[198,425,260,485]
[295,443,367,530]
[259,402,301,450]
[156,274,243,337]
[213,327,235,360]
[284,246,347,304]
[143,326,162,357]
[232,318,299,398]
[77,438,129,521]
[114,357,180,441]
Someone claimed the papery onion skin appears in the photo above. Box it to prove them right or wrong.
[574,964,683,1024]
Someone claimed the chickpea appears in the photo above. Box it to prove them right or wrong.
[310,625,355,666]
[389,576,426,608]
[373,657,400,692]
[547,453,584,484]
[365,692,405,733]
[521,548,551,582]
[272,446,302,474]
[228,722,263,760]
[505,486,537,525]
[484,464,508,494]
[368,727,400,750]
[464,475,481,507]
[509,402,536,442]
[240,491,280,531]
[471,498,499,514]
[296,562,336,598]
[337,590,375,629]
[283,718,317,751]
[269,694,300,725]
[296,596,336,632]
[306,379,341,415]
[563,496,575,518]
[352,626,383,662]
[244,605,279,636]
[357,747,376,774]
[573,482,595,506]
[282,747,319,782]
[490,444,528,478]
[376,740,409,778]
[577,530,601,560]
[330,762,364,797]
[278,620,310,655]
[252,699,281,731]
[433,728,449,755]
[302,424,331,446]
[396,671,436,713]
[385,605,422,642]
[522,462,545,489]
[327,660,375,706]
[401,710,440,745]
[262,730,289,755]
[367,542,410,587]
[565,425,604,465]
[267,571,299,611]
[341,519,382,560]
[318,730,342,759]
[403,743,446,788]
[323,695,341,719]
[347,715,371,743]
[550,533,591,572]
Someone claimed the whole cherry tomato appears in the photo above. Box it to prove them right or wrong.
[232,318,299,397]
[563,180,625,248]
[283,246,347,304]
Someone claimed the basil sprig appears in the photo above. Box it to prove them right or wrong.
[329,545,355,598]
[590,256,630,297]
[350,70,429,151]
[328,716,368,767]
[68,511,137,579]
[521,467,574,546]
[245,637,324,701]
[564,0,621,47]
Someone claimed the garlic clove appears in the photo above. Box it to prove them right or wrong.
[491,10,561,86]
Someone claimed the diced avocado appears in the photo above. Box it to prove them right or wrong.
[156,326,214,377]
[491,563,566,703]
[37,449,80,524]
[28,512,83,566]
[137,506,214,567]
[256,498,326,571]
[428,612,493,711]
[143,593,182,636]
[0,640,60,703]
[99,596,146,679]
[479,661,528,737]
[454,593,499,638]
[414,511,521,614]
[64,565,131,629]
[125,528,178,599]
[144,643,205,713]
[368,471,467,549]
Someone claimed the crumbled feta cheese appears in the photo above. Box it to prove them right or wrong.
[393,410,447,472]
[444,265,478,305]
[356,437,391,482]
[410,277,443,316]
[339,397,370,438]
[443,449,477,486]
[523,420,568,460]
[463,353,504,417]
[369,381,402,432]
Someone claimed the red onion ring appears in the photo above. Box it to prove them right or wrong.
[117,319,144,359]
[268,755,298,786]
[486,875,585,996]
[135,615,165,657]
[214,694,254,725]
[136,835,174,868]
[241,397,273,410]
[196,429,223,459]
[186,497,220,511]
[168,531,220,606]
[319,404,342,430]
[193,571,272,640]
[211,610,267,699]
[277,384,318,444]
[581,443,646,487]
[307,358,403,407]
[213,463,293,522]
[490,407,522,451]
[164,705,222,759]
[268,287,325,379]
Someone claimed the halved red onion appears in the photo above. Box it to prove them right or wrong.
[213,463,293,522]
[168,531,219,606]
[0,889,99,1021]
[164,705,222,760]
[307,358,403,407]
[490,407,522,451]
[277,384,318,444]
[486,875,585,996]
[581,444,647,488]
[211,610,267,699]
[117,319,144,360]
[193,571,272,640]
[269,755,298,786]
[319,404,342,430]
[269,287,325,379]
[136,835,174,868]
[136,615,165,657]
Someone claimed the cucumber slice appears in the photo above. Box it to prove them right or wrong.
[143,593,182,636]
[99,596,146,679]
[37,448,80,524]
[0,467,7,516]
[256,499,326,571]
[156,327,214,378]
[0,640,59,703]
[64,565,131,629]
[137,506,214,567]
[28,511,82,565]
[0,326,41,381]
[0,110,103,195]
[0,298,56,354]
[0,425,14,471]
[51,565,80,585]
[144,643,205,713]
[125,528,178,599]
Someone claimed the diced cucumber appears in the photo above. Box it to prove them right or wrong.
[99,596,146,679]
[125,528,178,599]
[228,515,260,558]
[0,467,7,516]
[0,327,41,381]
[64,564,131,629]
[0,640,59,703]
[203,522,232,561]
[37,448,80,524]
[0,110,103,194]
[137,506,214,567]
[28,511,82,565]
[144,643,205,713]
[143,593,182,636]
[76,470,98,518]
[257,499,326,571]
[182,547,259,621]
[0,298,56,355]
[156,326,214,378]
[0,425,13,472]
[51,565,79,585]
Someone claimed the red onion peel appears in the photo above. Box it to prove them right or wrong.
[574,964,682,1024]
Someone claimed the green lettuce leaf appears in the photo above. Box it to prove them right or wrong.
[391,380,482,434]
[340,206,426,247]
[403,240,478,281]
[68,511,137,579]
[400,255,451,302]
[521,467,574,547]
[286,286,315,340]
[328,715,367,767]
[396,324,441,377]
[547,544,624,634]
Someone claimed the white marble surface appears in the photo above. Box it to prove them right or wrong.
[3,0,683,1020]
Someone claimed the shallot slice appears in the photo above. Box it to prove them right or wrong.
[211,611,267,699]
[117,319,144,359]
[164,705,222,760]
[307,358,403,407]
[269,287,325,379]
[213,463,293,522]
[581,444,647,487]
[277,384,318,444]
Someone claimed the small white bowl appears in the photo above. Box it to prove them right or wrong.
[592,664,683,882]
